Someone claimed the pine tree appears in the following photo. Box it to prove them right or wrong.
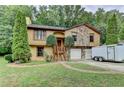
[119,23,124,42]
[106,14,118,45]
[12,11,31,63]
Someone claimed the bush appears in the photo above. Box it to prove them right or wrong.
[46,35,57,47]
[0,47,12,56]
[4,54,13,63]
[44,51,53,62]
[45,55,53,62]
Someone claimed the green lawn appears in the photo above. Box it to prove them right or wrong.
[21,61,49,66]
[1,57,124,87]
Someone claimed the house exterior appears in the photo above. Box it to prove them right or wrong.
[27,19,100,61]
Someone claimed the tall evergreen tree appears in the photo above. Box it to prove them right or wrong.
[95,8,105,24]
[119,23,124,41]
[12,11,31,63]
[106,14,118,45]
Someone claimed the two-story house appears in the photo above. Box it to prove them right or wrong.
[27,18,100,61]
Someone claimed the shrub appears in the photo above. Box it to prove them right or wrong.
[0,47,8,55]
[46,35,57,47]
[0,47,12,56]
[44,51,53,62]
[4,54,13,63]
[45,55,53,62]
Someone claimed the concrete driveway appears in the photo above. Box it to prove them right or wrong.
[82,60,124,72]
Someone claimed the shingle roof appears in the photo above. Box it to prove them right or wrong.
[27,23,100,34]
[27,24,66,31]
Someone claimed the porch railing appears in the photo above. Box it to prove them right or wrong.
[53,46,67,61]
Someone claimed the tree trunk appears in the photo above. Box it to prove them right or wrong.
[53,46,55,61]
[67,47,71,61]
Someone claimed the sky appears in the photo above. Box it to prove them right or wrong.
[83,5,124,13]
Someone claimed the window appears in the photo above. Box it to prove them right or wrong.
[90,33,94,42]
[72,35,77,41]
[37,47,44,56]
[72,32,77,41]
[34,30,46,40]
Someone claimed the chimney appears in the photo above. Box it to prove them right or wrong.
[26,17,32,25]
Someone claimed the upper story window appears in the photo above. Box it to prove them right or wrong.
[72,32,77,41]
[34,30,46,40]
[90,33,94,42]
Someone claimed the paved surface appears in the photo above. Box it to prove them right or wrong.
[81,60,124,72]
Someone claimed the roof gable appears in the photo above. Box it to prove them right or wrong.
[66,23,100,34]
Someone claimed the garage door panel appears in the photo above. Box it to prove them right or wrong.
[70,48,81,60]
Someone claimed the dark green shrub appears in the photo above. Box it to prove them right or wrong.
[0,47,12,56]
[0,47,7,55]
[46,35,57,47]
[4,54,13,63]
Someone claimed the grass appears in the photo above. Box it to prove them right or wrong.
[21,61,49,66]
[1,57,124,87]
[66,62,107,71]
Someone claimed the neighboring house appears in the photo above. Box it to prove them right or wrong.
[26,18,100,61]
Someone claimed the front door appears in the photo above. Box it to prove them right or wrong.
[57,39,64,48]
[57,39,62,47]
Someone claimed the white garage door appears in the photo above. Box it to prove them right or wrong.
[70,48,81,60]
